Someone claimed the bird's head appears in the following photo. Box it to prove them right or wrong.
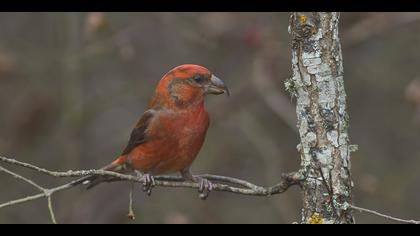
[151,64,229,108]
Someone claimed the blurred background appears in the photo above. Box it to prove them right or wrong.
[0,12,420,224]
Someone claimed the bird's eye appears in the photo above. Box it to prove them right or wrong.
[193,75,203,83]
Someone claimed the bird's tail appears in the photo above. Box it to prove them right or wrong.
[71,155,129,189]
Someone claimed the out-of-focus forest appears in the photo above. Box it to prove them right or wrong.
[1,12,420,224]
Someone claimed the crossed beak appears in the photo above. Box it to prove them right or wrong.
[206,75,230,96]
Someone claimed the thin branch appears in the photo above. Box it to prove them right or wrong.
[349,204,420,224]
[0,165,44,191]
[0,155,302,220]
[0,156,301,195]
[127,182,135,220]
[2,155,420,224]
[0,178,83,209]
[0,164,57,223]
[153,174,262,190]
[0,156,75,177]
[0,192,46,209]
[47,196,57,224]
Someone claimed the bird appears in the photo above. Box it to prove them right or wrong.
[74,64,229,199]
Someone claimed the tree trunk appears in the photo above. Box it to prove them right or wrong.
[288,12,355,224]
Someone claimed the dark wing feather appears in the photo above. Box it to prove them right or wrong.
[121,109,155,155]
[71,110,155,190]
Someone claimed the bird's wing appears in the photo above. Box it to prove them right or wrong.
[121,109,155,155]
[72,109,156,189]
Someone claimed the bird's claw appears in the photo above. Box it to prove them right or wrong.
[141,173,155,196]
[195,177,214,200]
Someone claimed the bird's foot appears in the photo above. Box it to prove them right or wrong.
[139,172,155,196]
[180,169,215,200]
[193,176,215,200]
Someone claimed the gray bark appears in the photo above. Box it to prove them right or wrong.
[287,12,355,224]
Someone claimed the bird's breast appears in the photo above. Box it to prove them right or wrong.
[165,107,210,152]
[129,106,210,174]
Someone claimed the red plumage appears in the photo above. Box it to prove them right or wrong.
[76,64,229,199]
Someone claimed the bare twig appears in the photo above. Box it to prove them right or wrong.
[47,196,57,224]
[349,204,420,224]
[0,156,301,196]
[0,165,44,191]
[127,182,135,220]
[0,192,46,209]
[2,155,420,224]
[0,155,302,223]
[0,165,58,223]
[0,178,82,209]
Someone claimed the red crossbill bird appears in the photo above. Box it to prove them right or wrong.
[74,64,229,199]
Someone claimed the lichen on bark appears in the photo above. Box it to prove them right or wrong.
[288,12,354,224]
